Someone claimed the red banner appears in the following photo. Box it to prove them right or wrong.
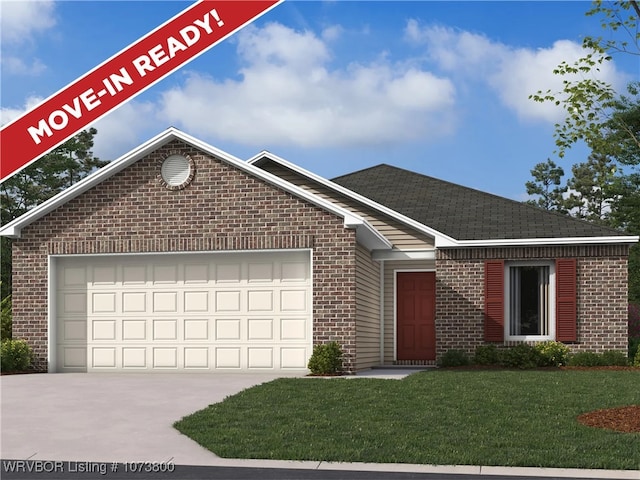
[0,0,282,182]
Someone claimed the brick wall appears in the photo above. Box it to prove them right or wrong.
[12,140,359,372]
[435,245,630,357]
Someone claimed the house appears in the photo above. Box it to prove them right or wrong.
[1,128,636,373]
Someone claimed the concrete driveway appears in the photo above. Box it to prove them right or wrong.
[1,372,299,465]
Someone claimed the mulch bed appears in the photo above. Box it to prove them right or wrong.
[577,406,640,433]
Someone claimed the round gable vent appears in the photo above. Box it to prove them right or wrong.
[159,154,195,190]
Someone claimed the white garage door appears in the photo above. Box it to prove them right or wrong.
[54,251,312,372]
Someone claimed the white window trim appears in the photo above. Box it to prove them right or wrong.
[504,261,556,342]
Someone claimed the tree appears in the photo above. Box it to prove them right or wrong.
[1,128,106,299]
[564,153,618,223]
[530,1,639,159]
[525,159,568,212]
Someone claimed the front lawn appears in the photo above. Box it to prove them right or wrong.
[174,370,640,470]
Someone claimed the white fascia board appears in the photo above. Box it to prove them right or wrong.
[451,235,640,247]
[0,128,391,250]
[248,151,458,246]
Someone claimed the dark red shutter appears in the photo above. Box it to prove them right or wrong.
[556,258,577,342]
[484,260,504,342]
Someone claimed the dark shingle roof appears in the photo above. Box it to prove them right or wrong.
[332,164,625,241]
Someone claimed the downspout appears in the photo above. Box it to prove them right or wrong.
[379,259,385,365]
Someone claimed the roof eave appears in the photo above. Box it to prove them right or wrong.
[441,235,639,247]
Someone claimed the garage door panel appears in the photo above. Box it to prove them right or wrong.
[92,292,117,313]
[248,348,273,368]
[123,292,146,312]
[122,320,147,340]
[216,347,241,368]
[122,347,146,368]
[184,291,208,312]
[153,347,178,368]
[92,320,116,341]
[247,318,274,340]
[248,290,273,311]
[215,319,241,340]
[153,264,178,284]
[92,347,117,368]
[216,291,241,311]
[184,347,209,368]
[60,293,86,314]
[123,265,146,284]
[216,264,241,283]
[184,264,208,284]
[61,347,87,369]
[56,251,311,372]
[184,319,209,340]
[92,265,117,285]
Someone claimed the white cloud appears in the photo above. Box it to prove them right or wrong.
[405,21,627,123]
[90,101,159,161]
[2,55,46,75]
[0,0,56,43]
[159,22,456,148]
[0,95,43,126]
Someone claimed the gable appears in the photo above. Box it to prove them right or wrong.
[1,129,391,251]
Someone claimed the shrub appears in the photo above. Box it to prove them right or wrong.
[601,350,629,366]
[307,341,343,375]
[500,344,542,369]
[634,348,640,367]
[474,344,500,365]
[629,337,640,362]
[629,303,640,339]
[1,295,11,340]
[1,339,32,372]
[534,341,570,367]
[568,352,605,367]
[438,349,470,367]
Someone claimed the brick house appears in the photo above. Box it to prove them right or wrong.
[1,128,636,373]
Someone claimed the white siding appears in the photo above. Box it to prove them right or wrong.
[355,244,381,370]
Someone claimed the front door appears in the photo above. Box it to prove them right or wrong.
[397,272,436,361]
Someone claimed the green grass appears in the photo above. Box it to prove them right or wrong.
[174,370,640,470]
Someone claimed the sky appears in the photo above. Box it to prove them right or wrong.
[1,0,638,202]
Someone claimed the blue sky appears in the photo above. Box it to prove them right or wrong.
[1,1,637,201]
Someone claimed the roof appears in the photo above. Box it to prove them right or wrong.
[0,128,391,251]
[332,164,631,242]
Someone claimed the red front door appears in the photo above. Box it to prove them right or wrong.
[397,272,436,361]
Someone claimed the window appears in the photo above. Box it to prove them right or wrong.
[484,259,576,343]
[505,262,555,340]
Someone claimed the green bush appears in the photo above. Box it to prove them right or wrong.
[474,344,500,365]
[307,341,343,375]
[534,341,570,367]
[629,337,640,362]
[1,295,11,340]
[601,350,629,366]
[500,344,542,369]
[568,352,605,367]
[438,349,470,367]
[1,339,32,372]
[634,348,640,367]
